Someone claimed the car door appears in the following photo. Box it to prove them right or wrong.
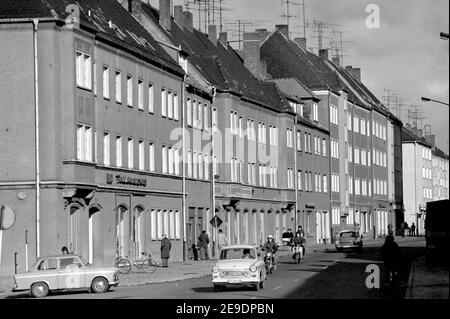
[57,256,87,289]
[34,258,59,290]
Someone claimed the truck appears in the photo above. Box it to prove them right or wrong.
[425,200,449,259]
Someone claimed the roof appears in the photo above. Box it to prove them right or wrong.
[402,126,433,148]
[433,147,449,160]
[0,0,183,76]
[141,3,289,112]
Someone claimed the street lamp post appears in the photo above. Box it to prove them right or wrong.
[421,97,449,107]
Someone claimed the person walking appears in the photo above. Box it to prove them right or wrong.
[381,234,401,286]
[400,222,405,238]
[198,230,210,260]
[217,229,227,252]
[403,221,409,236]
[160,234,171,268]
[410,223,416,236]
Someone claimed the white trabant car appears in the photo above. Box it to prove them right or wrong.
[12,254,119,298]
[212,245,267,292]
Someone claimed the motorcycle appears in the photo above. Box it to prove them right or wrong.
[292,244,303,264]
[264,251,275,274]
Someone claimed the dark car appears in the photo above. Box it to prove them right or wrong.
[335,230,363,251]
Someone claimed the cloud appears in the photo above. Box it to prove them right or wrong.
[426,80,450,96]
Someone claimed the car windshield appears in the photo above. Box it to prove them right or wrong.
[220,248,256,260]
[340,232,358,238]
[59,256,85,269]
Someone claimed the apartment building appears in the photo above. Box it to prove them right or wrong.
[0,0,186,276]
[432,148,449,201]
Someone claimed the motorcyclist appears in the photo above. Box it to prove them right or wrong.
[292,232,305,259]
[262,235,278,270]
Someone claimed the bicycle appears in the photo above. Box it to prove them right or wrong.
[116,253,158,274]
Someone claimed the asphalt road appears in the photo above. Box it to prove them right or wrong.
[4,237,425,299]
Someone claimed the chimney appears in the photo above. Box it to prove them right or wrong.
[127,0,143,21]
[293,37,307,50]
[275,24,289,39]
[219,32,228,46]
[208,25,218,44]
[182,11,193,32]
[174,5,183,27]
[351,68,361,82]
[319,49,329,61]
[159,0,173,32]
[332,55,340,66]
[243,32,264,79]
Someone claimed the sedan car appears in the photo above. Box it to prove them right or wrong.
[212,245,267,292]
[12,254,119,298]
[335,230,363,251]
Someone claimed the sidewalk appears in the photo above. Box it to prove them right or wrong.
[406,254,449,299]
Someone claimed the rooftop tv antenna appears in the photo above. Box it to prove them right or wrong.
[225,19,267,50]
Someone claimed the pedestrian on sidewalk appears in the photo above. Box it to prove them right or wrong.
[410,223,416,236]
[160,234,172,268]
[400,222,405,238]
[198,230,210,260]
[403,221,409,237]
[381,234,401,286]
[217,229,227,252]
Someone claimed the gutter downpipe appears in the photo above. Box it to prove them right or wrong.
[294,106,299,231]
[182,76,187,262]
[33,19,41,258]
[211,88,217,258]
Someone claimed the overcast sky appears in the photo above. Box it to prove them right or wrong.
[150,0,449,153]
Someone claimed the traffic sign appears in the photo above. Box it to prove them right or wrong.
[210,215,223,228]
[0,205,15,230]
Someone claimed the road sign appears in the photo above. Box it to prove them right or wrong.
[0,205,15,230]
[210,215,223,228]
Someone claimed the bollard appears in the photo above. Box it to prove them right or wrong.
[14,252,18,274]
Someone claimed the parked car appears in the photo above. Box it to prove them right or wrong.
[335,230,363,251]
[12,254,119,298]
[212,245,267,292]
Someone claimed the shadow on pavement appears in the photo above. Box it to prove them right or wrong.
[282,244,425,299]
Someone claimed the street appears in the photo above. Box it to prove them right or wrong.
[3,237,425,299]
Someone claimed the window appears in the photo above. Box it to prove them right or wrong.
[297,131,302,151]
[348,145,353,162]
[187,150,192,178]
[193,101,198,128]
[361,149,367,166]
[193,152,198,179]
[102,66,110,99]
[103,132,110,166]
[258,123,267,144]
[115,71,121,102]
[187,99,192,126]
[322,139,327,157]
[167,91,173,119]
[127,138,134,169]
[361,119,366,135]
[148,84,154,113]
[270,126,278,146]
[93,62,97,95]
[204,154,210,180]
[312,103,318,122]
[332,207,340,225]
[116,136,122,167]
[149,143,155,172]
[247,120,256,141]
[127,76,133,106]
[212,108,217,131]
[353,116,359,133]
[286,129,293,149]
[307,134,311,153]
[355,178,360,196]
[287,168,294,189]
[138,80,144,110]
[138,140,144,170]
[76,124,92,161]
[297,171,303,191]
[162,146,168,174]
[161,89,167,117]
[203,104,208,129]
[76,50,91,90]
[168,147,174,175]
[198,101,203,129]
[323,175,328,193]
[198,153,203,179]
[354,147,360,164]
[368,151,371,167]
[330,105,338,125]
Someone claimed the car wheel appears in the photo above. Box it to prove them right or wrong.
[31,282,49,298]
[214,285,225,292]
[91,277,109,294]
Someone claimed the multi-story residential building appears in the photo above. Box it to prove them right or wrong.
[402,127,434,235]
[0,0,186,276]
[432,147,449,201]
[129,1,298,252]
[250,26,397,240]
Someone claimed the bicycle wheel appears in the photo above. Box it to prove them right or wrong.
[116,258,132,274]
[142,258,158,273]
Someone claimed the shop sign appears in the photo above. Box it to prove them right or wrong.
[106,174,147,187]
